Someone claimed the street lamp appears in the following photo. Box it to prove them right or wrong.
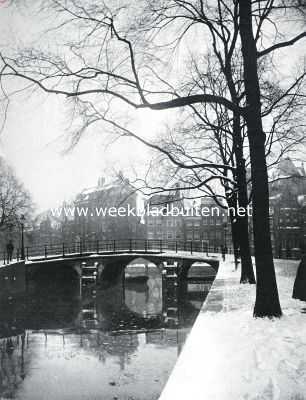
[20,214,25,260]
[223,222,228,248]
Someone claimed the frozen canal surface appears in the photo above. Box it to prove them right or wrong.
[0,262,215,400]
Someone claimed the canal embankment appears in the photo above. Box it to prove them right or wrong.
[0,260,26,298]
[159,257,306,400]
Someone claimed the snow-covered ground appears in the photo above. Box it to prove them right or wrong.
[159,258,306,400]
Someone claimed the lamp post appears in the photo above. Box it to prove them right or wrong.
[20,214,25,260]
[223,222,228,248]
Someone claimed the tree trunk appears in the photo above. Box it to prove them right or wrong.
[233,113,255,284]
[224,47,255,284]
[237,212,255,283]
[226,191,240,269]
[238,0,282,317]
[231,219,240,270]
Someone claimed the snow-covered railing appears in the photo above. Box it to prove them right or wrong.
[1,239,230,265]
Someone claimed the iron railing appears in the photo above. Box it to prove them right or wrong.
[1,239,232,265]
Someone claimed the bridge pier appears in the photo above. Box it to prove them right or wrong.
[176,260,194,299]
[99,260,126,288]
[161,261,179,326]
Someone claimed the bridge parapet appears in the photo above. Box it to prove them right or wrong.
[2,239,224,266]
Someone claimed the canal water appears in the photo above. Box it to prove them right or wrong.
[0,261,216,400]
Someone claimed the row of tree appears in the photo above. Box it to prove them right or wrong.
[0,0,305,317]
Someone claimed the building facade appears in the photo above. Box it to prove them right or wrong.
[145,192,185,241]
[145,194,229,251]
[269,158,306,257]
[74,176,143,241]
[200,198,229,251]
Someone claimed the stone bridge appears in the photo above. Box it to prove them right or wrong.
[26,251,219,289]
[1,239,218,283]
[0,240,219,306]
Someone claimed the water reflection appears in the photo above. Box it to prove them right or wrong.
[0,262,215,400]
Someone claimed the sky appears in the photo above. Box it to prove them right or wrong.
[0,2,170,212]
[0,1,304,212]
[0,86,167,211]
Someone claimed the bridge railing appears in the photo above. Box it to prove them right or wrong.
[2,240,303,266]
[1,239,234,264]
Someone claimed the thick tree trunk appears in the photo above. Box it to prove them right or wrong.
[239,0,282,317]
[233,114,255,284]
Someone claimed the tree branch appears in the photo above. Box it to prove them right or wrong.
[257,31,306,58]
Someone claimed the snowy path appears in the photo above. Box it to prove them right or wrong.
[159,258,306,400]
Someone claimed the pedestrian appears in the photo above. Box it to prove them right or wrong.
[6,240,14,262]
[221,245,226,262]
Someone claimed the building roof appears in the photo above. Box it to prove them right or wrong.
[146,193,181,207]
[274,158,306,179]
[76,176,132,203]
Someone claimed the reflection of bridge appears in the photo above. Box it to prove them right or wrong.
[0,268,215,336]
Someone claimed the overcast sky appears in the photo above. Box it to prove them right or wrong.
[0,3,171,212]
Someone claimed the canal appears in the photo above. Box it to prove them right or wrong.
[0,260,216,400]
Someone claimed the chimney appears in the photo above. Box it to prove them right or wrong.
[98,177,105,187]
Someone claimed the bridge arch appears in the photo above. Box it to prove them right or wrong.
[98,255,164,286]
[186,261,217,280]
[125,257,163,273]
[28,262,80,295]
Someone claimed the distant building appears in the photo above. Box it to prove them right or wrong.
[145,189,184,241]
[183,200,201,242]
[74,176,142,241]
[32,201,75,245]
[200,198,229,251]
[145,191,229,250]
[269,158,306,257]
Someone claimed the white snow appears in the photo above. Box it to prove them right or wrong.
[159,257,306,400]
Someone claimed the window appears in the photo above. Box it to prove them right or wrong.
[202,232,208,240]
[215,232,221,240]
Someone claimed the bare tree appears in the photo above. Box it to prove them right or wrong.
[0,157,33,235]
[1,0,306,316]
